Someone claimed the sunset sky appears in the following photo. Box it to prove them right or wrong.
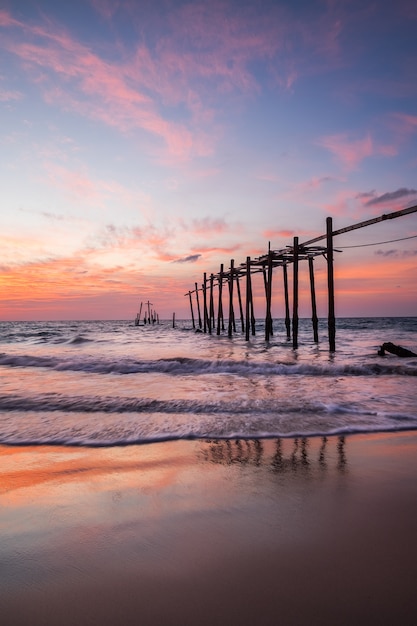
[1,0,416,320]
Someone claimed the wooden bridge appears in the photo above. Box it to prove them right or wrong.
[185,205,417,350]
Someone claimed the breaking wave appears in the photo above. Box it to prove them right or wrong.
[0,352,416,376]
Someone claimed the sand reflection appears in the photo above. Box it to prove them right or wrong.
[201,435,347,474]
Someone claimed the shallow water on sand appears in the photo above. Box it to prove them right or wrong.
[0,317,416,445]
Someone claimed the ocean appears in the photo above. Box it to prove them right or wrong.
[0,317,416,446]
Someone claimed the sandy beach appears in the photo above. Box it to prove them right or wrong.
[1,432,417,625]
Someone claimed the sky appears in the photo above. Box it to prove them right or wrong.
[1,0,416,321]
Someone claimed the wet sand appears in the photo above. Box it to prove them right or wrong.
[1,432,417,625]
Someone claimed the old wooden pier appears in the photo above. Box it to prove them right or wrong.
[185,206,417,350]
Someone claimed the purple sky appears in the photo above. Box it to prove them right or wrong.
[1,0,416,319]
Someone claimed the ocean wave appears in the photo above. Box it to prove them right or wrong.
[0,352,416,376]
[1,393,416,421]
[1,425,417,448]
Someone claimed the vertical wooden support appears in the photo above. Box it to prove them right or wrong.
[245,258,251,341]
[265,252,273,341]
[308,256,319,343]
[217,264,224,335]
[326,217,336,351]
[236,272,245,332]
[249,266,256,337]
[195,282,202,329]
[292,237,299,349]
[203,273,208,334]
[172,312,175,328]
[209,274,214,330]
[228,259,235,337]
[262,263,268,298]
[283,264,291,340]
[188,291,195,329]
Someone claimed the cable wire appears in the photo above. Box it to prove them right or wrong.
[337,234,417,249]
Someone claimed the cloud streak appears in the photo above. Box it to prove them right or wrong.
[173,254,201,263]
[365,188,417,207]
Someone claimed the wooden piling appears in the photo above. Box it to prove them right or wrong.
[236,272,245,332]
[326,217,336,351]
[195,282,202,329]
[292,237,299,349]
[228,260,235,337]
[245,257,251,341]
[265,251,273,341]
[217,264,224,335]
[188,291,195,329]
[308,256,319,343]
[203,273,208,334]
[283,264,291,340]
[172,312,175,328]
[187,206,417,350]
[210,274,215,330]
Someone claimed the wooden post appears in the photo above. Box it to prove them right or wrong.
[228,259,235,337]
[188,291,195,329]
[308,257,319,343]
[210,274,215,330]
[203,273,208,333]
[172,312,175,328]
[217,264,224,335]
[283,264,291,340]
[195,282,202,329]
[326,217,336,351]
[236,272,245,333]
[245,258,251,341]
[292,237,299,349]
[250,281,256,337]
[265,252,273,341]
[135,301,143,326]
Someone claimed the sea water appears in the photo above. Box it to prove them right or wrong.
[0,318,416,445]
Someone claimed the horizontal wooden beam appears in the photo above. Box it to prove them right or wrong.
[301,204,417,247]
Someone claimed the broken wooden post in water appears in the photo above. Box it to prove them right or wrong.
[134,301,143,326]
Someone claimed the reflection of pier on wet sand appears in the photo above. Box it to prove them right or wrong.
[201,435,347,473]
[2,433,417,626]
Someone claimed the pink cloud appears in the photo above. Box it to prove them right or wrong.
[317,132,397,171]
[263,229,295,239]
[0,89,23,101]
[391,112,417,135]
[318,133,374,170]
[1,18,212,163]
[0,0,352,166]
[0,9,20,27]
[190,218,229,235]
